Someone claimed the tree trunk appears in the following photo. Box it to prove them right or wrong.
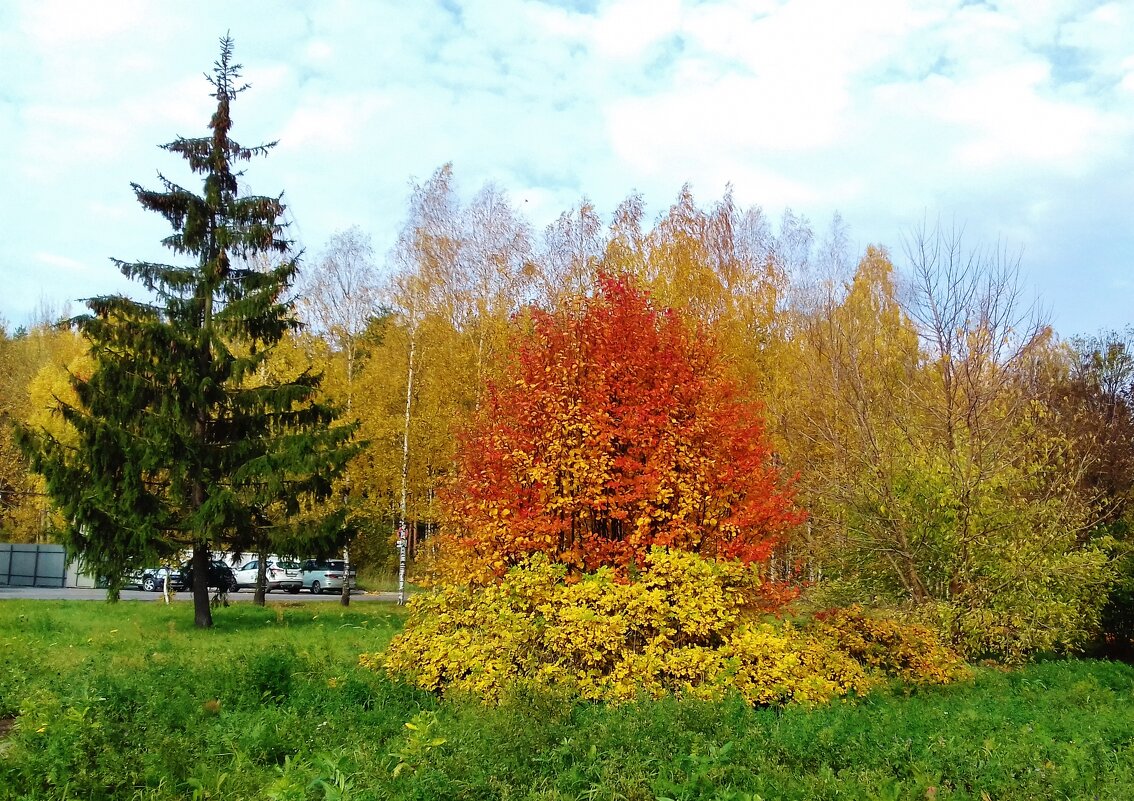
[340,546,351,607]
[193,285,214,629]
[253,549,267,606]
[191,542,213,628]
[397,327,417,605]
[341,345,355,608]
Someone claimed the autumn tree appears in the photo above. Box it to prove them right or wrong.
[903,224,1109,657]
[783,245,924,594]
[440,273,803,581]
[0,324,25,539]
[784,228,1111,659]
[347,166,535,582]
[18,37,358,626]
[297,227,382,604]
[299,228,381,407]
[1043,329,1134,655]
[536,200,604,309]
[382,167,467,572]
[0,315,85,542]
[1048,330,1134,525]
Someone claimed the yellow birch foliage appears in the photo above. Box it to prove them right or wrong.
[4,331,89,540]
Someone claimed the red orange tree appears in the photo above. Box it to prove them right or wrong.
[441,273,803,579]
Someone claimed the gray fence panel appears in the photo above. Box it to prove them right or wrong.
[0,543,68,587]
[37,549,66,587]
[9,547,37,586]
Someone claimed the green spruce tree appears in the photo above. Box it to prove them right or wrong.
[19,36,359,627]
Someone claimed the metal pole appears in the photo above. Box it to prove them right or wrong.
[396,521,408,605]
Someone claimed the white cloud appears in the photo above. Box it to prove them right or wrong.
[33,251,92,272]
[890,63,1108,170]
[305,40,334,63]
[1063,2,1131,67]
[590,0,683,61]
[276,92,393,154]
[19,0,150,46]
[1121,55,1134,94]
[2,0,1133,337]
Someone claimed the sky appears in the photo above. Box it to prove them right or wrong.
[1,0,1132,338]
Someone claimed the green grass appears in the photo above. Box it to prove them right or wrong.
[1,601,1132,800]
[354,566,427,596]
[355,567,400,593]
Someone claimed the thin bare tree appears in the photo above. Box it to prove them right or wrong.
[298,227,381,605]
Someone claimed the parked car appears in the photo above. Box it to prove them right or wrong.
[124,559,237,592]
[123,566,185,592]
[232,558,303,592]
[300,559,357,594]
[141,566,184,592]
[181,559,239,593]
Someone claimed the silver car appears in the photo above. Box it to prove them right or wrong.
[300,559,356,594]
[232,558,303,593]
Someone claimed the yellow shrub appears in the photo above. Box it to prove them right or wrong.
[815,605,970,684]
[724,622,874,706]
[363,549,969,706]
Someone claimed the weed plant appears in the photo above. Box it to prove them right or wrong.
[1,600,1132,800]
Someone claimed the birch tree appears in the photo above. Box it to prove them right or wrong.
[298,227,381,604]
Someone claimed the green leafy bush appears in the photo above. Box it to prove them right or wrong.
[899,546,1113,664]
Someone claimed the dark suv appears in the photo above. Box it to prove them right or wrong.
[181,559,239,593]
[126,559,237,593]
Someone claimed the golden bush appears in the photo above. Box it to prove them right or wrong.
[363,549,968,706]
[814,605,972,685]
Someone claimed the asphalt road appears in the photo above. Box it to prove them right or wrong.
[0,586,403,602]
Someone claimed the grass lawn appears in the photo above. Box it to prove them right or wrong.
[1,600,1132,800]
